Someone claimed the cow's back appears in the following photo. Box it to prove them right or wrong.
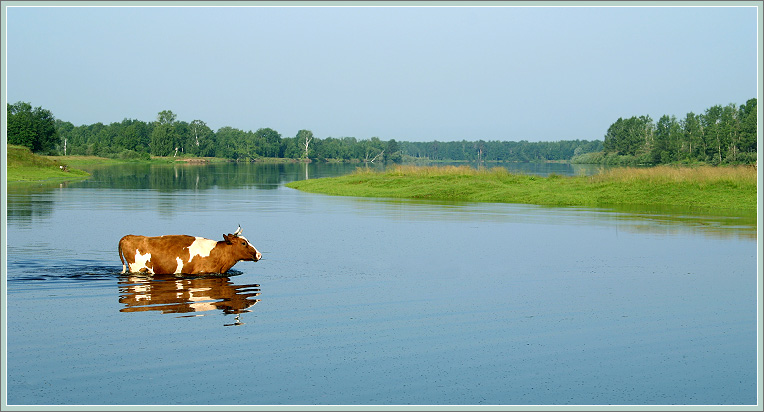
[119,234,196,274]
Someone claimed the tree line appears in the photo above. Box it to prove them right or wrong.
[12,99,756,165]
[401,139,603,162]
[6,102,58,154]
[6,103,606,163]
[577,98,757,165]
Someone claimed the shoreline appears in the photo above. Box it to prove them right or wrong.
[7,146,91,184]
[6,154,307,184]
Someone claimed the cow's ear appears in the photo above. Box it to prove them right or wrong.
[223,234,233,244]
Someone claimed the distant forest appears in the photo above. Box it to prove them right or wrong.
[6,98,756,165]
[578,98,758,165]
[6,103,602,163]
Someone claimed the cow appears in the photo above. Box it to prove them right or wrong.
[118,226,261,275]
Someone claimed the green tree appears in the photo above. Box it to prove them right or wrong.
[603,115,654,158]
[360,137,385,162]
[701,105,723,163]
[296,129,314,159]
[603,118,625,154]
[115,119,151,154]
[188,120,215,157]
[55,119,74,155]
[720,104,741,163]
[150,110,177,156]
[282,136,301,158]
[175,121,190,155]
[254,128,282,158]
[7,102,59,153]
[341,136,358,160]
[652,115,681,164]
[680,112,702,161]
[215,126,247,159]
[318,137,342,159]
[738,98,757,156]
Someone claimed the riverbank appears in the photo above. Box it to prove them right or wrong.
[286,165,757,212]
[45,155,316,168]
[7,149,318,182]
[45,154,233,167]
[6,145,91,183]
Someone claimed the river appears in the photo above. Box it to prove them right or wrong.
[4,162,758,406]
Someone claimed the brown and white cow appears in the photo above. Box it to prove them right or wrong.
[118,226,261,275]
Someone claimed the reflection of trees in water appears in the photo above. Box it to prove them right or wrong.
[6,182,67,223]
[119,273,261,326]
[603,204,757,240]
[78,162,358,191]
[5,163,358,221]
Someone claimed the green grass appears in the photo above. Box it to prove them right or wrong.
[286,165,758,212]
[7,145,91,183]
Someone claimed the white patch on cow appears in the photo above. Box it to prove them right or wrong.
[187,237,218,262]
[239,235,253,247]
[239,236,262,260]
[130,250,154,274]
[174,257,184,274]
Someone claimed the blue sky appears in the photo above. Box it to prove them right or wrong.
[3,3,759,142]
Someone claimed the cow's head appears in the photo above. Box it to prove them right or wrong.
[223,226,262,262]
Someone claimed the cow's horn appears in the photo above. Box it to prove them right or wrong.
[234,225,243,237]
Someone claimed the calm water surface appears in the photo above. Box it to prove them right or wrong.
[4,162,758,406]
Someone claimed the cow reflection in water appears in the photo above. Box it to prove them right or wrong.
[119,274,260,326]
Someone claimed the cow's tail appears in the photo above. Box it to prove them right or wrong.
[118,237,127,274]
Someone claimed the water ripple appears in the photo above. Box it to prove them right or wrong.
[6,260,244,285]
[7,260,120,284]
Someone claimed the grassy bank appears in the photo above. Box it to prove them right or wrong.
[286,165,758,212]
[6,145,91,183]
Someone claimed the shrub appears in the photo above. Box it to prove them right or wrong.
[115,149,151,160]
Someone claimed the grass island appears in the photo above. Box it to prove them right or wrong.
[286,165,757,212]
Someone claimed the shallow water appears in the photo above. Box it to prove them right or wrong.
[4,162,758,406]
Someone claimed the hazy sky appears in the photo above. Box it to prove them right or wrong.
[4,3,759,142]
